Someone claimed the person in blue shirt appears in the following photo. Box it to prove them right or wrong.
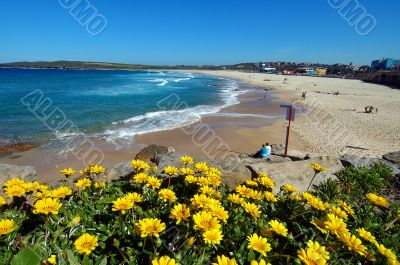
[253,143,272,159]
[254,144,268,158]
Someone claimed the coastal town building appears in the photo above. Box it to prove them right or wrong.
[316,67,327,76]
[371,58,400,72]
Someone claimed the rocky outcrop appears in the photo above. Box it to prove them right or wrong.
[0,163,36,186]
[247,157,344,193]
[0,143,36,157]
[104,161,134,181]
[340,154,400,176]
[382,151,400,167]
[135,144,175,162]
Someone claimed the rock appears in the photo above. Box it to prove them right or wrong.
[0,143,36,157]
[271,144,285,156]
[287,150,307,161]
[156,153,186,172]
[238,154,291,165]
[340,154,400,176]
[247,157,343,193]
[268,155,292,163]
[135,144,175,162]
[0,163,37,186]
[105,161,134,181]
[382,151,400,167]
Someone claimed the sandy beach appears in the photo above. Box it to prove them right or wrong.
[194,70,400,158]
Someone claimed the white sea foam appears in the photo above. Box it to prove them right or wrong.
[149,78,169,86]
[103,77,246,143]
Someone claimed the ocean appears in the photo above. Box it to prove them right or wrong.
[0,68,243,146]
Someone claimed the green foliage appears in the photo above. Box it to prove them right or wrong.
[0,161,399,264]
[336,164,389,196]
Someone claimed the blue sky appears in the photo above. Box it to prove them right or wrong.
[0,0,399,65]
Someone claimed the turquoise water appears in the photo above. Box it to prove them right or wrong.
[0,68,241,144]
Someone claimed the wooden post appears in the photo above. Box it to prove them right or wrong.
[284,105,293,157]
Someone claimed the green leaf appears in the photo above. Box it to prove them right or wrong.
[83,255,91,265]
[66,250,81,265]
[97,256,108,265]
[11,247,42,265]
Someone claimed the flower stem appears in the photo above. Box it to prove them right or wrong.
[307,173,318,191]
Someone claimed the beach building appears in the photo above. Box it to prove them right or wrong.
[259,62,277,73]
[298,67,316,75]
[316,67,327,76]
[371,58,400,72]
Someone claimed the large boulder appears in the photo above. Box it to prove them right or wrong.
[247,157,343,193]
[382,151,400,167]
[340,154,400,176]
[104,161,134,181]
[0,163,37,186]
[135,144,175,162]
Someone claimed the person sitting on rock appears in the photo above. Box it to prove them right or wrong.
[253,144,268,159]
[265,143,272,158]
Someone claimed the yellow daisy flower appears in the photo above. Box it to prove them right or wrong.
[213,255,237,265]
[203,229,223,245]
[94,182,106,189]
[366,193,389,208]
[112,197,134,214]
[75,178,92,190]
[170,204,191,224]
[136,218,166,238]
[33,198,62,215]
[180,156,194,165]
[152,256,177,265]
[163,166,178,176]
[59,168,76,177]
[159,188,177,203]
[268,220,288,237]
[242,202,261,218]
[74,233,98,255]
[146,176,161,189]
[247,233,271,256]
[193,211,221,231]
[50,186,72,199]
[0,219,15,235]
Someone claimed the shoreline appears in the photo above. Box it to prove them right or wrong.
[2,69,399,180]
[0,73,300,180]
